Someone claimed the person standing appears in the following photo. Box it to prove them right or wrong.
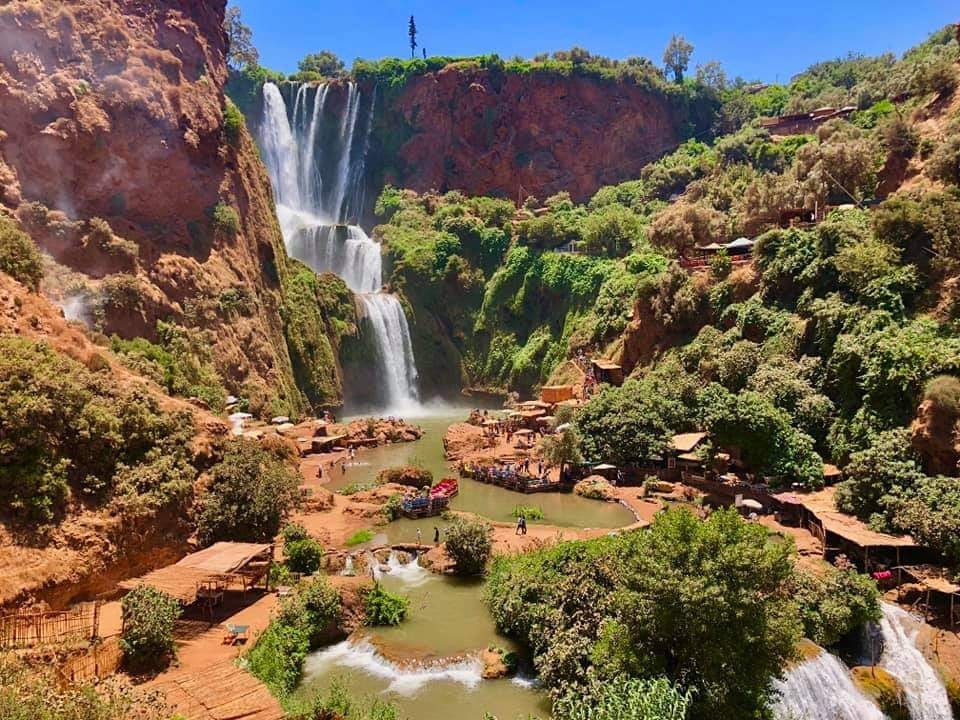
[520,515,527,535]
[433,526,440,545]
[516,514,524,535]
[416,528,422,547]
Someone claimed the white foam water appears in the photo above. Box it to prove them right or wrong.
[303,639,484,696]
[772,649,886,720]
[879,602,953,720]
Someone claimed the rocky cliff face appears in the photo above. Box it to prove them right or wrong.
[371,65,683,206]
[0,0,345,415]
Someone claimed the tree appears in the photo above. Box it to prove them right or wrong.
[408,15,418,59]
[120,585,181,672]
[0,216,42,291]
[663,34,694,83]
[444,517,492,575]
[539,427,584,468]
[297,50,345,78]
[224,6,259,70]
[695,60,726,91]
[194,440,301,545]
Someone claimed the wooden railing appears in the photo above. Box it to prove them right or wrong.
[0,602,100,649]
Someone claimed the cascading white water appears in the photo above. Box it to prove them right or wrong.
[359,293,420,413]
[258,81,420,411]
[879,602,953,720]
[303,638,484,696]
[772,650,886,720]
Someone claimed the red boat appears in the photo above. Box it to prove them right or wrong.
[430,478,459,498]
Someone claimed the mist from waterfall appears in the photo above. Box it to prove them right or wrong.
[259,80,419,411]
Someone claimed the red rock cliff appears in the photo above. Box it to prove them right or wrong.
[0,0,312,414]
[379,65,682,203]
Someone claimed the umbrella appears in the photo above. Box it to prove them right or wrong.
[537,416,556,424]
[555,423,572,432]
[740,498,763,511]
[725,237,754,249]
[592,463,617,471]
[514,429,534,436]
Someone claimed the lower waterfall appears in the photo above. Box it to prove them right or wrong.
[879,602,953,720]
[358,292,420,413]
[772,649,886,720]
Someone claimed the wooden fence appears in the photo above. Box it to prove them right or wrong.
[57,638,123,685]
[0,602,100,649]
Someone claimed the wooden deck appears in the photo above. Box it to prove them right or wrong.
[153,659,283,720]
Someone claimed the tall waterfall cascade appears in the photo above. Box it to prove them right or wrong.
[259,81,419,411]
[773,649,887,720]
[879,602,953,720]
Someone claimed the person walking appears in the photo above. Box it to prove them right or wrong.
[433,526,440,545]
[520,515,527,535]
[516,514,524,535]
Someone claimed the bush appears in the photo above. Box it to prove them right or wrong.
[120,585,181,672]
[444,517,492,575]
[363,582,409,626]
[0,216,43,290]
[376,465,433,488]
[223,100,244,144]
[284,537,324,574]
[194,440,301,545]
[282,522,310,544]
[248,577,342,696]
[382,493,403,522]
[289,678,400,720]
[511,505,544,521]
[212,202,240,236]
[553,674,693,720]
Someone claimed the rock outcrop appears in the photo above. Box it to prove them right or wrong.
[373,65,684,205]
[0,0,348,415]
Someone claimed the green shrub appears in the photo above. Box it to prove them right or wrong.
[120,585,181,672]
[223,100,244,144]
[281,522,310,544]
[247,577,342,696]
[288,678,400,720]
[382,493,403,522]
[345,529,375,546]
[511,505,544,521]
[194,440,301,545]
[444,517,492,575]
[284,537,324,574]
[553,674,693,720]
[0,216,43,290]
[212,202,240,236]
[363,582,409,626]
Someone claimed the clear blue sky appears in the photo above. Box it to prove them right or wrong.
[231,1,957,83]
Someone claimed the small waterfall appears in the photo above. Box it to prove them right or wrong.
[287,224,383,293]
[257,81,421,411]
[879,603,953,720]
[359,293,420,412]
[773,650,886,720]
[303,638,484,696]
[340,554,355,576]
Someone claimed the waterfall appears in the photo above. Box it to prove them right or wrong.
[878,603,953,720]
[773,650,886,720]
[258,81,420,411]
[359,293,420,412]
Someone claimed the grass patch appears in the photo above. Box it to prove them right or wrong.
[345,529,375,546]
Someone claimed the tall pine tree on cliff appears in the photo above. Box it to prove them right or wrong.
[408,15,418,59]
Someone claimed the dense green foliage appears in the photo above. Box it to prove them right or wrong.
[111,321,227,412]
[247,577,342,697]
[194,439,301,545]
[0,215,43,290]
[362,582,409,626]
[0,338,197,523]
[791,559,881,646]
[486,509,802,719]
[553,675,693,720]
[443,517,493,575]
[120,585,181,672]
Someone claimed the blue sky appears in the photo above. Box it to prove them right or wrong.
[231,1,956,83]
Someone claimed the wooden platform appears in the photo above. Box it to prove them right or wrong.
[153,659,283,720]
